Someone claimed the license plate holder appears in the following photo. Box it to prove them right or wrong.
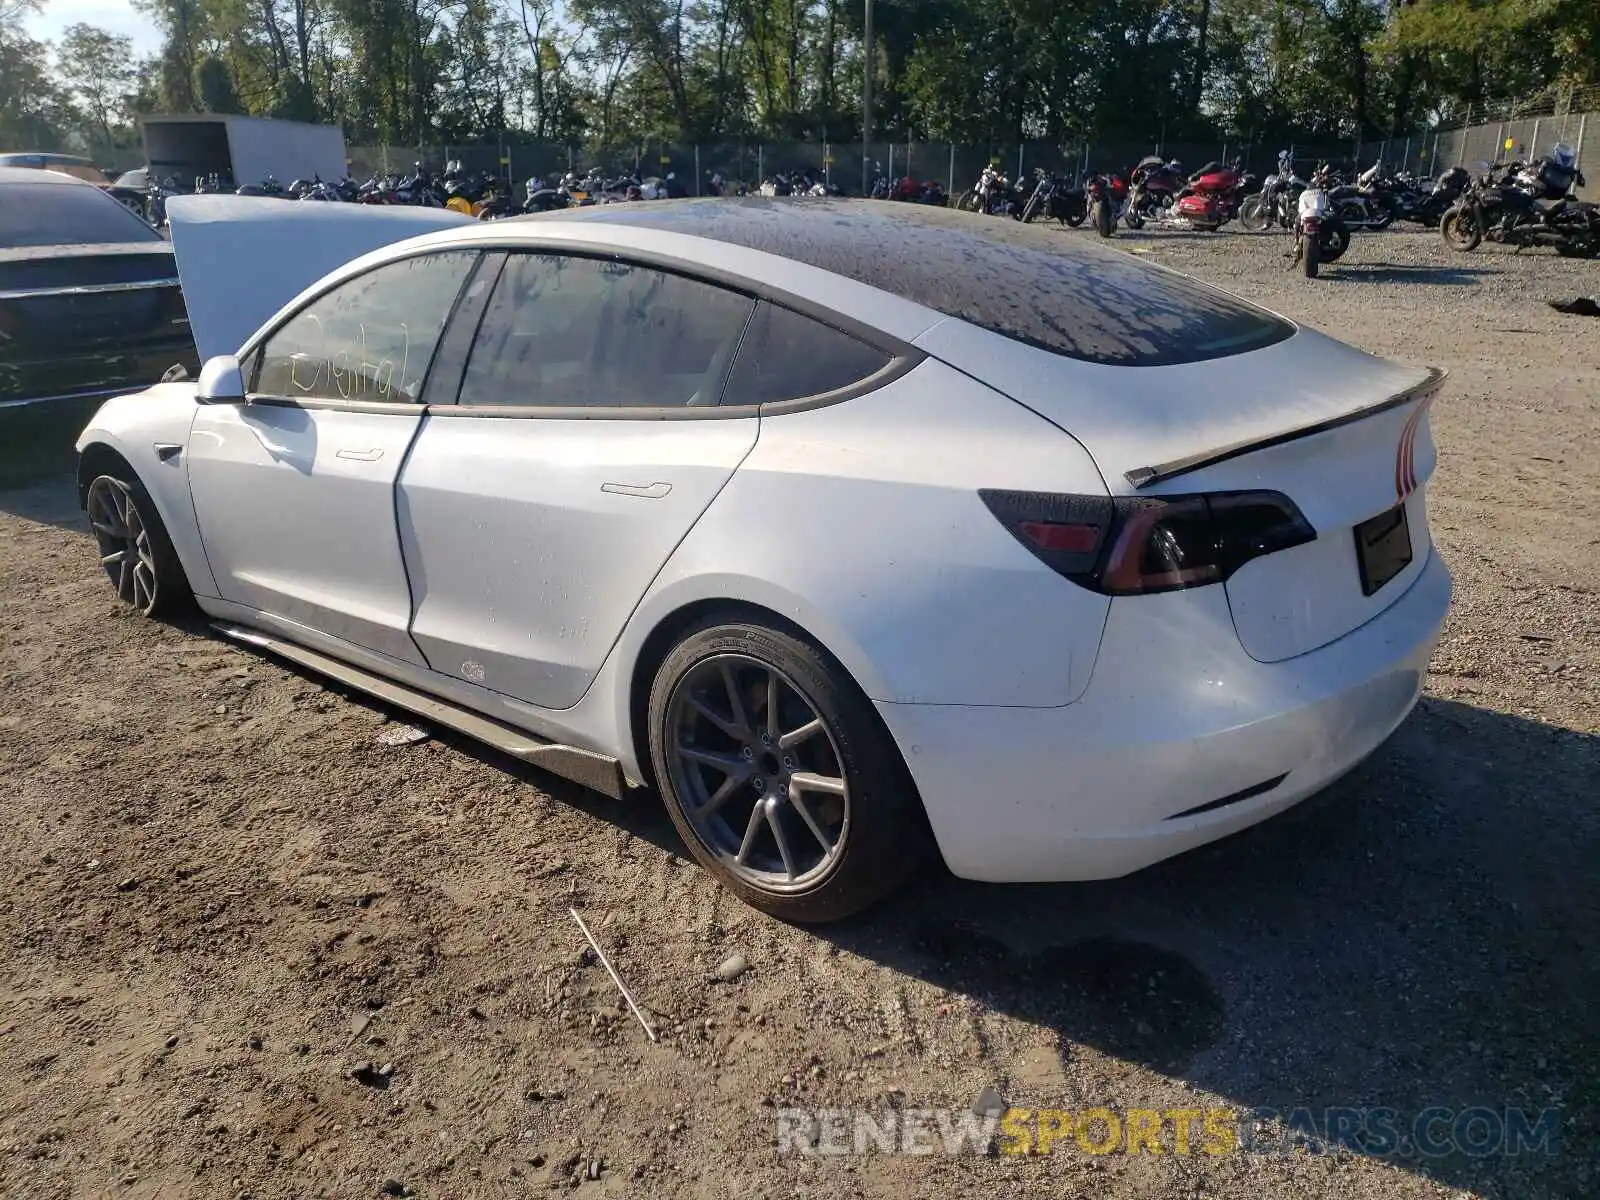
[1354,503,1413,597]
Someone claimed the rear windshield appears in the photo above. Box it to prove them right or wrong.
[0,181,161,247]
[557,198,1295,366]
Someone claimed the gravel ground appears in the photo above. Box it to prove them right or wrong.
[0,225,1596,1200]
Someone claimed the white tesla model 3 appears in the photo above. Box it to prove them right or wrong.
[74,196,1450,921]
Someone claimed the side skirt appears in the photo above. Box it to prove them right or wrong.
[212,623,627,799]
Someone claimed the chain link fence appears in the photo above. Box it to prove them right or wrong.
[345,111,1593,200]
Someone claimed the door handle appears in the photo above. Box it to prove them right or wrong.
[335,447,384,462]
[601,481,672,500]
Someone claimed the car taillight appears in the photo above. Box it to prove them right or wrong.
[979,489,1315,595]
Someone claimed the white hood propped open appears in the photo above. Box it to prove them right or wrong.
[166,195,473,362]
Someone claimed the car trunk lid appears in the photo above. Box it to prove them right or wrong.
[915,319,1444,661]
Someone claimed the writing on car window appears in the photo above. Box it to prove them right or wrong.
[255,252,477,404]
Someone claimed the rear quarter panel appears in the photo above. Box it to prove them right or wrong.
[609,357,1114,722]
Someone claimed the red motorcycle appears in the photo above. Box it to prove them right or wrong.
[1123,156,1185,228]
[1170,161,1248,231]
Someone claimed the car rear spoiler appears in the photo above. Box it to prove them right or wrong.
[1123,367,1446,489]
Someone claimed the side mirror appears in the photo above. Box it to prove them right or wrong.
[196,354,245,404]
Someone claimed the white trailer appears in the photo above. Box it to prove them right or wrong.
[140,114,347,188]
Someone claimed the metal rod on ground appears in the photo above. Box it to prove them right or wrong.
[569,908,657,1043]
[862,0,873,197]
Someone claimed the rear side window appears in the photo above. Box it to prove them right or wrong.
[0,181,161,246]
[721,302,891,404]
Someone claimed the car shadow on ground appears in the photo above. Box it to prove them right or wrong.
[1326,264,1496,286]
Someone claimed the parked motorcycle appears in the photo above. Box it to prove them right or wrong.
[1085,171,1116,238]
[1325,161,1399,231]
[1123,155,1184,228]
[1020,168,1086,226]
[1402,165,1470,228]
[956,165,1022,217]
[1441,144,1597,257]
[1240,151,1306,232]
[1292,165,1352,278]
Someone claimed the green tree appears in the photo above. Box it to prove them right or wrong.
[57,23,139,151]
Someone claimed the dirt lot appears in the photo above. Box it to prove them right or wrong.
[1,226,1596,1200]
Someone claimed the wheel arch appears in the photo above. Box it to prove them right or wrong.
[76,441,135,508]
[620,589,891,791]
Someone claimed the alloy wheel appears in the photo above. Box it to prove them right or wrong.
[665,653,850,893]
[87,477,158,612]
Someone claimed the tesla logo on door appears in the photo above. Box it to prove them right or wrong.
[1394,392,1436,502]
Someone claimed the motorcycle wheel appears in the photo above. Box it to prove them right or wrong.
[1065,210,1085,228]
[1441,209,1482,252]
[1094,199,1114,239]
[1303,233,1321,278]
[1319,222,1350,263]
[955,189,979,213]
[1238,195,1269,233]
[1123,204,1145,230]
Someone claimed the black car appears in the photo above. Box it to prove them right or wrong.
[0,167,196,409]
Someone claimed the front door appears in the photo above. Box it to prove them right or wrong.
[396,251,762,708]
[186,249,481,665]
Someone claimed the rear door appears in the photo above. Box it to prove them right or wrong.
[186,249,479,665]
[395,251,762,708]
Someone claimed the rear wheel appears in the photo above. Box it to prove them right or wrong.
[1302,231,1321,278]
[85,474,192,617]
[648,619,929,923]
[1442,209,1481,251]
[1318,221,1350,263]
[1094,198,1114,238]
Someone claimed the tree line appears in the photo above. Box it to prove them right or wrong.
[2,0,1597,162]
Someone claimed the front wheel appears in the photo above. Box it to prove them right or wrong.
[85,474,193,617]
[1123,203,1145,230]
[1238,194,1269,233]
[647,619,930,922]
[954,189,979,213]
[1064,208,1085,227]
[1441,208,1482,252]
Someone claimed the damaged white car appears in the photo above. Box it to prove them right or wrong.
[75,195,1450,921]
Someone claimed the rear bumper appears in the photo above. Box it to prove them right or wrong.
[877,549,1451,883]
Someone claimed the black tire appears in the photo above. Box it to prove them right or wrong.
[1319,221,1350,263]
[1094,198,1114,238]
[1238,194,1269,233]
[1064,209,1085,227]
[1441,209,1481,252]
[1302,232,1320,278]
[84,472,193,617]
[954,189,979,213]
[1123,202,1145,230]
[647,618,930,923]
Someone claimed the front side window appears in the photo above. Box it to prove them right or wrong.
[456,253,755,408]
[253,251,477,404]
